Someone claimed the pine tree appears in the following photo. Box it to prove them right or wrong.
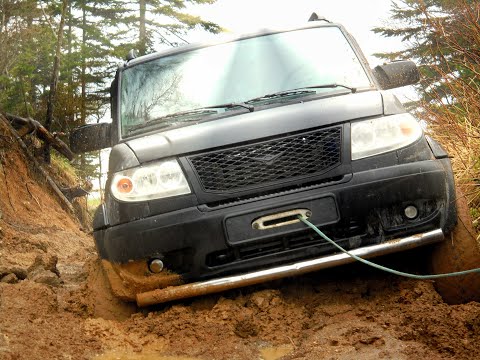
[373,0,480,103]
[0,0,221,179]
[115,0,221,56]
[0,1,56,117]
[375,0,480,206]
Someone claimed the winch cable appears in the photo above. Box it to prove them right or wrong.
[298,215,480,279]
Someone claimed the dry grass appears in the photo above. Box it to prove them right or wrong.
[427,112,480,229]
[49,151,79,188]
[411,0,480,230]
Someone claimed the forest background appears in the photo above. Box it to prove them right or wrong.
[0,0,221,181]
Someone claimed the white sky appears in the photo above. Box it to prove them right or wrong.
[188,0,401,67]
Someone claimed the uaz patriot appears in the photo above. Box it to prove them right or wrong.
[71,14,480,306]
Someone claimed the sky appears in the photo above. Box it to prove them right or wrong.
[188,0,402,67]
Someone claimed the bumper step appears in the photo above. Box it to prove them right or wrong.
[136,229,444,307]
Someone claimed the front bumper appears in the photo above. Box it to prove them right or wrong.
[94,158,456,290]
[135,228,445,306]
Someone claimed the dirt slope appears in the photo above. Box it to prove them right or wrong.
[1,119,480,360]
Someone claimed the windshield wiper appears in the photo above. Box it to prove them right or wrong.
[126,103,254,134]
[203,102,254,112]
[127,109,218,134]
[245,83,357,104]
[298,83,357,93]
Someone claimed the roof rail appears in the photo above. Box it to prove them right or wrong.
[308,12,331,23]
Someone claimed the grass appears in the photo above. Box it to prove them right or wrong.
[87,196,102,216]
[49,152,79,187]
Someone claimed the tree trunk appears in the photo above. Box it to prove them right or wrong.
[0,0,5,34]
[80,2,87,168]
[139,0,147,55]
[67,0,74,125]
[5,113,74,161]
[44,0,68,163]
[81,3,86,125]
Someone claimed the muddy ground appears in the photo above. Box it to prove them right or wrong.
[1,122,480,360]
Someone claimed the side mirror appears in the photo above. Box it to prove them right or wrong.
[373,60,420,90]
[70,123,112,153]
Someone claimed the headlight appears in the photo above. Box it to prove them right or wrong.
[111,159,190,202]
[351,113,423,160]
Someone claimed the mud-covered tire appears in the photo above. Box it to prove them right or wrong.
[430,191,480,304]
[84,258,137,320]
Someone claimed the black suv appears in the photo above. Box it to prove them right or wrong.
[71,16,470,306]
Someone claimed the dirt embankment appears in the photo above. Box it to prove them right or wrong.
[1,119,480,360]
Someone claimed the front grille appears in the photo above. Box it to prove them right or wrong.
[201,175,345,210]
[189,126,342,192]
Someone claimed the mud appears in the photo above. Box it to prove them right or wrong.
[1,120,480,359]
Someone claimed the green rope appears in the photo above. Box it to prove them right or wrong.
[298,215,480,279]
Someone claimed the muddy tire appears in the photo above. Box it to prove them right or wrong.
[84,258,137,320]
[430,191,480,304]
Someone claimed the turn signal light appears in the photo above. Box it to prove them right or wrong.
[116,177,133,194]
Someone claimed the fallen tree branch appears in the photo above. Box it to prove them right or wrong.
[60,185,91,202]
[4,113,74,161]
[0,114,76,215]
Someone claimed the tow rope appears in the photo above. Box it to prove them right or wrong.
[298,215,480,279]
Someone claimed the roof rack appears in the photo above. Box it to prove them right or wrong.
[308,12,331,23]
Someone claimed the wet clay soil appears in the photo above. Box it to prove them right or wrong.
[1,122,480,360]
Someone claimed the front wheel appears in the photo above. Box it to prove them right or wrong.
[430,191,480,304]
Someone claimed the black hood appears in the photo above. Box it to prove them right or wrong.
[125,91,384,164]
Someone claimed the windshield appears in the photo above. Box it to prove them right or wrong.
[120,26,372,136]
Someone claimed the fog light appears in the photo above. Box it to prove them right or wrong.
[149,259,164,273]
[404,205,418,219]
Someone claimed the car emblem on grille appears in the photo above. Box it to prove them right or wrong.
[252,152,283,165]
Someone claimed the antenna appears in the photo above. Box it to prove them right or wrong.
[308,12,331,23]
[126,49,138,61]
